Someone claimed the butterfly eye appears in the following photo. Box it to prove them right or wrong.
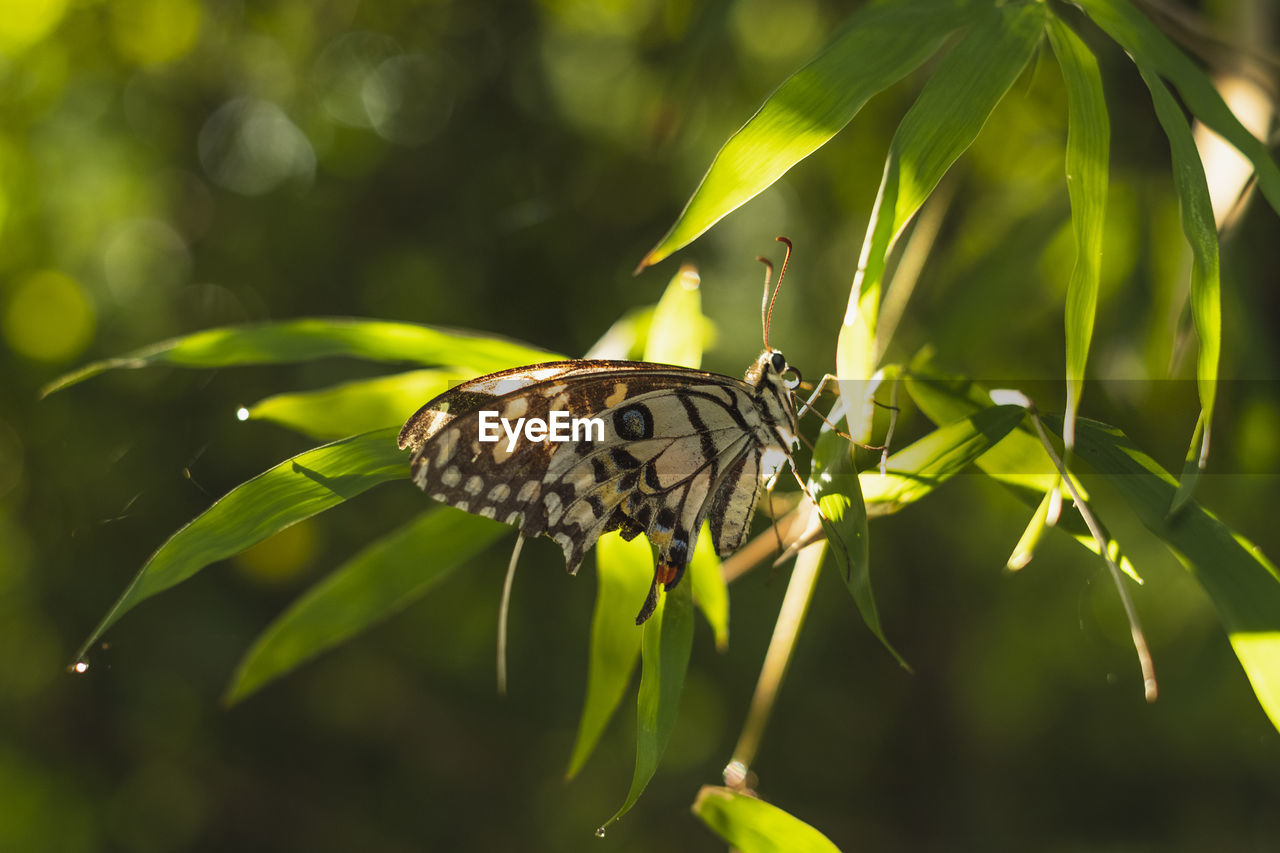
[783,367,802,390]
[770,352,787,373]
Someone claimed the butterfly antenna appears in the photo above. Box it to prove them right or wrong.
[497,533,526,695]
[757,256,774,349]
[764,236,793,350]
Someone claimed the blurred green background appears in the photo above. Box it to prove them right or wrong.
[3,0,1279,850]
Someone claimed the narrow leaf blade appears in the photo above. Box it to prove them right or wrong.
[602,579,693,830]
[838,2,1045,437]
[690,522,729,651]
[1070,418,1280,732]
[43,318,556,396]
[566,532,650,779]
[808,417,904,666]
[692,786,842,853]
[1134,64,1221,513]
[247,369,469,440]
[73,428,406,664]
[1047,15,1110,448]
[227,508,507,703]
[639,0,979,269]
[1073,0,1280,215]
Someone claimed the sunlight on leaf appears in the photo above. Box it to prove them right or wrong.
[808,407,903,665]
[690,522,729,651]
[639,0,980,270]
[566,532,650,780]
[227,507,507,703]
[1069,418,1280,732]
[693,786,841,853]
[1072,0,1280,216]
[601,579,693,831]
[838,2,1044,441]
[42,318,555,396]
[1046,16,1109,450]
[248,368,471,440]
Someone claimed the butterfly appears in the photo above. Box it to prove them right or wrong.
[397,239,805,626]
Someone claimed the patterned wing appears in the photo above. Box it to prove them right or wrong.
[398,360,788,623]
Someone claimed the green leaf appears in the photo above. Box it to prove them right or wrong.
[1046,16,1109,449]
[42,318,556,396]
[692,786,841,853]
[1072,0,1280,216]
[689,522,729,651]
[638,0,980,270]
[227,508,507,703]
[858,404,1027,513]
[644,263,706,368]
[1133,66,1221,513]
[566,532,650,780]
[1069,418,1280,732]
[247,368,470,440]
[73,428,406,665]
[904,370,1141,582]
[601,578,693,831]
[809,412,904,666]
[838,1,1045,439]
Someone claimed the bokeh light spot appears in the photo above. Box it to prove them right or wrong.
[0,0,68,53]
[198,98,316,195]
[2,270,95,362]
[109,0,202,67]
[730,0,822,62]
[234,521,318,586]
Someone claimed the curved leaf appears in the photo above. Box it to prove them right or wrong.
[1134,66,1221,513]
[693,786,841,853]
[566,532,650,780]
[1047,16,1110,449]
[858,404,1027,512]
[227,507,507,703]
[1072,0,1280,215]
[638,0,980,270]
[838,1,1045,440]
[73,428,405,664]
[808,409,903,665]
[248,368,470,440]
[689,522,729,651]
[904,370,1141,582]
[601,578,693,831]
[43,318,555,396]
[1069,418,1280,732]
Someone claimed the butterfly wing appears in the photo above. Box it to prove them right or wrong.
[398,360,790,622]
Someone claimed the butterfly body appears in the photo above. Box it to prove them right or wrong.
[398,350,800,623]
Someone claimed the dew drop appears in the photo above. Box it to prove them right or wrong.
[72,661,89,674]
[236,407,250,421]
[594,827,606,839]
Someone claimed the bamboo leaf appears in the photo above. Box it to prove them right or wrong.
[903,370,1141,582]
[601,578,693,831]
[73,428,405,665]
[858,404,1027,513]
[644,264,706,368]
[247,368,470,440]
[1133,66,1221,513]
[227,508,507,703]
[42,318,555,396]
[638,0,980,270]
[809,411,904,666]
[1046,16,1110,449]
[566,532,650,780]
[838,2,1045,440]
[690,522,729,651]
[692,786,842,853]
[1072,0,1280,215]
[1069,418,1280,732]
